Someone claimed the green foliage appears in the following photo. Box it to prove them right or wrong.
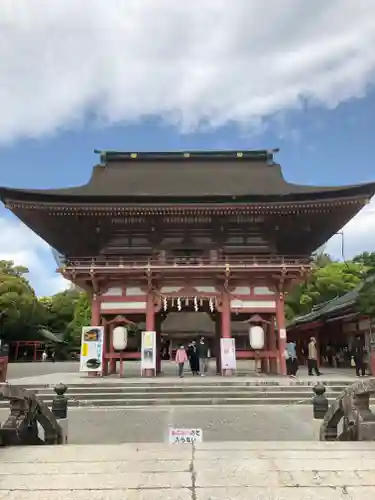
[0,261,41,340]
[67,292,91,345]
[285,260,366,320]
[40,289,81,333]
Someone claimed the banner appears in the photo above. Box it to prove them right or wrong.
[141,330,156,372]
[80,326,104,373]
[220,337,236,371]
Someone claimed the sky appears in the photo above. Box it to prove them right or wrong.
[1,0,375,296]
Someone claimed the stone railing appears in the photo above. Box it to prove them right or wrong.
[0,383,68,446]
[312,379,375,441]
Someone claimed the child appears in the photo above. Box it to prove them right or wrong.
[175,344,188,378]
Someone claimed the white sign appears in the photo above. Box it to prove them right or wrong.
[141,331,156,372]
[279,328,287,339]
[80,326,104,373]
[220,337,236,371]
[169,428,203,444]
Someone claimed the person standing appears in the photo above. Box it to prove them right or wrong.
[286,340,298,377]
[353,336,365,377]
[175,344,188,378]
[197,336,209,376]
[187,340,199,375]
[307,337,321,376]
[42,351,47,362]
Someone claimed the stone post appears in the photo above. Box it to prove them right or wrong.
[312,383,328,419]
[51,383,69,444]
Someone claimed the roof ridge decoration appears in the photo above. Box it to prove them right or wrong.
[94,149,280,164]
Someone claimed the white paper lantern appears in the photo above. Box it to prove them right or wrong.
[113,326,128,350]
[249,325,265,350]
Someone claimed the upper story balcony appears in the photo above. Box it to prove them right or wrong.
[59,254,313,276]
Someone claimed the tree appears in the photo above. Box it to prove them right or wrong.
[356,275,375,318]
[0,261,41,341]
[352,252,375,276]
[40,289,81,334]
[285,261,365,320]
[67,292,91,345]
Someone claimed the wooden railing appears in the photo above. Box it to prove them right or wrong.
[61,255,312,269]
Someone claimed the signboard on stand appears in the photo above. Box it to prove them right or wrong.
[79,326,104,373]
[141,331,156,373]
[220,337,236,372]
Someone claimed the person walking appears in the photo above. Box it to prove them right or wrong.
[197,336,209,376]
[175,344,188,378]
[187,340,199,375]
[307,337,321,376]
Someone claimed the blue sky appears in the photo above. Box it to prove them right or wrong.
[1,1,375,296]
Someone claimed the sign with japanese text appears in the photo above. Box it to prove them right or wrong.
[220,337,236,371]
[80,326,104,373]
[141,330,156,372]
[168,428,203,444]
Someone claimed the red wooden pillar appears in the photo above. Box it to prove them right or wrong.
[89,293,102,377]
[215,316,221,374]
[108,324,117,375]
[155,313,162,374]
[268,318,277,374]
[143,292,156,377]
[221,291,233,375]
[275,292,287,376]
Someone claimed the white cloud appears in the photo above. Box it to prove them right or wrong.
[325,197,375,260]
[0,0,375,141]
[0,215,70,296]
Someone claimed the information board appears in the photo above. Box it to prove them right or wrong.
[79,326,104,373]
[168,428,203,444]
[141,330,156,372]
[220,337,236,371]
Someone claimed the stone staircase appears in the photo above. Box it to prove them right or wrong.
[2,379,357,408]
[1,441,374,498]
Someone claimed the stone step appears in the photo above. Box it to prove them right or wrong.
[0,395,341,408]
[13,379,354,389]
[1,442,374,496]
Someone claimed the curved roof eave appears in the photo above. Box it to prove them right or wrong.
[1,182,375,205]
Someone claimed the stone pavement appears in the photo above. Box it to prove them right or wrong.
[0,405,319,443]
[0,441,374,499]
[7,360,360,386]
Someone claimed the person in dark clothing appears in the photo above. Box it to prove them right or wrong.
[197,336,209,376]
[353,336,365,377]
[187,340,199,375]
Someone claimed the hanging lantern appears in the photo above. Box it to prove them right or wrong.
[113,326,128,350]
[163,297,168,311]
[249,325,265,350]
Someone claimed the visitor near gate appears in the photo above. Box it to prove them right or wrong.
[307,337,321,376]
[187,340,199,375]
[353,336,366,377]
[286,340,298,377]
[197,336,209,376]
[175,344,188,378]
[42,351,47,362]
